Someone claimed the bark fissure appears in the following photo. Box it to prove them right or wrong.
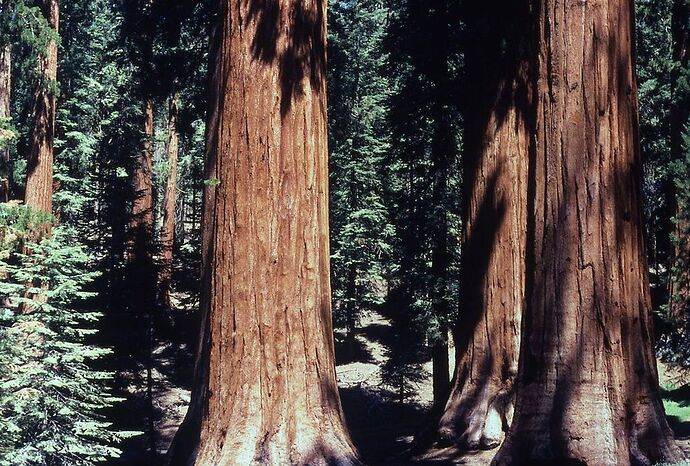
[418,0,531,451]
[168,1,359,464]
[492,0,682,464]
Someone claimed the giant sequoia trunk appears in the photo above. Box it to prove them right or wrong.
[18,0,58,312]
[492,0,682,464]
[159,94,179,309]
[0,45,10,203]
[126,94,156,335]
[668,0,690,324]
[25,0,59,220]
[168,0,359,464]
[419,0,530,451]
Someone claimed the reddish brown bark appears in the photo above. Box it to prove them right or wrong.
[168,0,359,464]
[419,1,530,451]
[127,0,157,284]
[492,0,682,464]
[24,0,59,223]
[18,0,59,314]
[159,94,179,309]
[0,45,10,203]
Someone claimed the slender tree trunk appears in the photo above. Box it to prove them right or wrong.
[25,0,59,225]
[419,0,530,451]
[192,192,197,233]
[0,45,10,203]
[0,45,9,304]
[430,329,450,407]
[493,0,682,464]
[430,110,451,407]
[168,1,359,464]
[344,178,358,359]
[668,0,690,324]
[159,93,179,309]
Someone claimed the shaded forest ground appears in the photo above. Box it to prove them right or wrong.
[111,299,690,465]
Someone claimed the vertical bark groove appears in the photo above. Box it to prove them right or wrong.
[420,0,530,451]
[168,1,359,464]
[493,0,682,464]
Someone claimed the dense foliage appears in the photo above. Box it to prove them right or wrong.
[328,0,394,354]
[0,206,123,465]
[636,0,690,367]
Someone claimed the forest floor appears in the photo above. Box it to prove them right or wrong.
[659,363,690,461]
[114,303,690,465]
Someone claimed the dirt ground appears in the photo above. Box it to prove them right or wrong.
[116,305,690,465]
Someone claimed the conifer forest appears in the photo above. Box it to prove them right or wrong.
[3,0,690,465]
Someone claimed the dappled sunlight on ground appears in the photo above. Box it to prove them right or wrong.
[120,302,690,466]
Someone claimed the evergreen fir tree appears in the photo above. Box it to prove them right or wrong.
[0,204,125,466]
[635,0,675,314]
[328,0,394,356]
[380,0,462,404]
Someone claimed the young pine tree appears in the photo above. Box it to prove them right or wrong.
[0,205,124,466]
